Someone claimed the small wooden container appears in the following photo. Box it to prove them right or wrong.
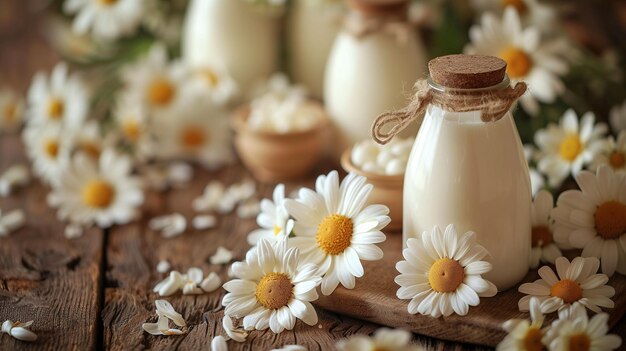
[232,103,328,183]
[340,148,403,232]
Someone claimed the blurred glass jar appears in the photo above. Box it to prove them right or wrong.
[182,0,280,98]
[287,0,344,99]
[324,0,426,156]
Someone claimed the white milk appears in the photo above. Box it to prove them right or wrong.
[324,16,426,156]
[287,1,343,99]
[182,0,279,97]
[404,105,531,290]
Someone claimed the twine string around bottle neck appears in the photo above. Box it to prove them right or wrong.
[371,79,527,145]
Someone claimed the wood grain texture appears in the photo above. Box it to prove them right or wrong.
[316,234,626,347]
[0,135,104,350]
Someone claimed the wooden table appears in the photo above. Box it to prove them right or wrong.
[1,2,624,350]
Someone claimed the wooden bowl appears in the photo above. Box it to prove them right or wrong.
[341,148,404,232]
[232,103,328,183]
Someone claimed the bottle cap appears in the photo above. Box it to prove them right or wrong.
[428,54,507,89]
[347,0,408,18]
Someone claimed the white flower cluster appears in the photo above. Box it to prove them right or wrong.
[351,137,414,176]
[247,74,322,133]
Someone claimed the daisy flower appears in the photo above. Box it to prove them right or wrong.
[121,44,188,119]
[518,256,614,318]
[187,64,239,105]
[496,298,546,351]
[534,109,608,187]
[395,224,497,317]
[551,166,626,276]
[469,0,557,33]
[336,328,423,351]
[222,239,321,333]
[47,149,144,227]
[154,99,234,170]
[284,171,390,296]
[23,123,72,186]
[247,184,294,246]
[589,131,626,176]
[26,62,88,129]
[113,94,154,161]
[63,0,144,41]
[464,7,568,115]
[0,88,24,133]
[609,100,626,133]
[530,190,562,269]
[543,303,622,351]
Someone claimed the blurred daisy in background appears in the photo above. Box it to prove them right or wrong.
[336,328,423,351]
[0,88,24,134]
[222,239,321,334]
[589,131,626,176]
[395,224,497,317]
[552,166,626,276]
[113,94,155,161]
[284,171,389,296]
[530,190,561,269]
[465,8,569,115]
[63,0,144,41]
[247,184,293,246]
[469,0,557,33]
[188,64,239,105]
[26,62,88,129]
[534,109,607,187]
[23,123,72,186]
[73,120,109,161]
[47,149,144,227]
[518,256,614,318]
[610,101,626,133]
[155,99,234,170]
[121,44,188,119]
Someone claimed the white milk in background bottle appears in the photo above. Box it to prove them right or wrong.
[324,0,426,156]
[182,0,280,98]
[287,0,344,100]
[372,55,531,290]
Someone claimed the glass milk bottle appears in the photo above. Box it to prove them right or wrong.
[375,55,531,291]
[324,0,426,156]
[182,0,280,97]
[287,0,344,100]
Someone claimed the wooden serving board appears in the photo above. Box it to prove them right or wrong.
[315,233,626,347]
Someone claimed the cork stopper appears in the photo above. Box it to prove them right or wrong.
[428,54,507,89]
[347,0,408,18]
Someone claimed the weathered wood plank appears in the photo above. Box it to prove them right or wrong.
[0,135,104,350]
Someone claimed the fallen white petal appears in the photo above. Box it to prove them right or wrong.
[236,199,260,219]
[200,272,221,293]
[168,162,194,186]
[2,320,13,333]
[0,164,30,197]
[64,223,84,239]
[0,209,25,236]
[154,271,185,296]
[211,335,228,351]
[156,260,171,273]
[10,327,37,342]
[149,214,186,238]
[222,316,247,342]
[210,247,233,265]
[155,300,186,327]
[182,283,204,295]
[192,215,217,230]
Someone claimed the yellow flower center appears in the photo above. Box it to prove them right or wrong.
[500,47,533,79]
[82,180,115,208]
[255,272,293,310]
[594,201,626,240]
[550,279,582,304]
[180,126,206,149]
[559,134,583,162]
[428,258,465,293]
[47,98,64,120]
[609,151,626,169]
[3,102,17,122]
[273,225,281,236]
[148,78,175,106]
[98,0,117,5]
[523,327,544,351]
[122,120,140,142]
[501,0,527,14]
[316,214,354,255]
[531,225,553,248]
[568,333,591,351]
[44,139,59,158]
[200,69,220,87]
[80,141,101,159]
